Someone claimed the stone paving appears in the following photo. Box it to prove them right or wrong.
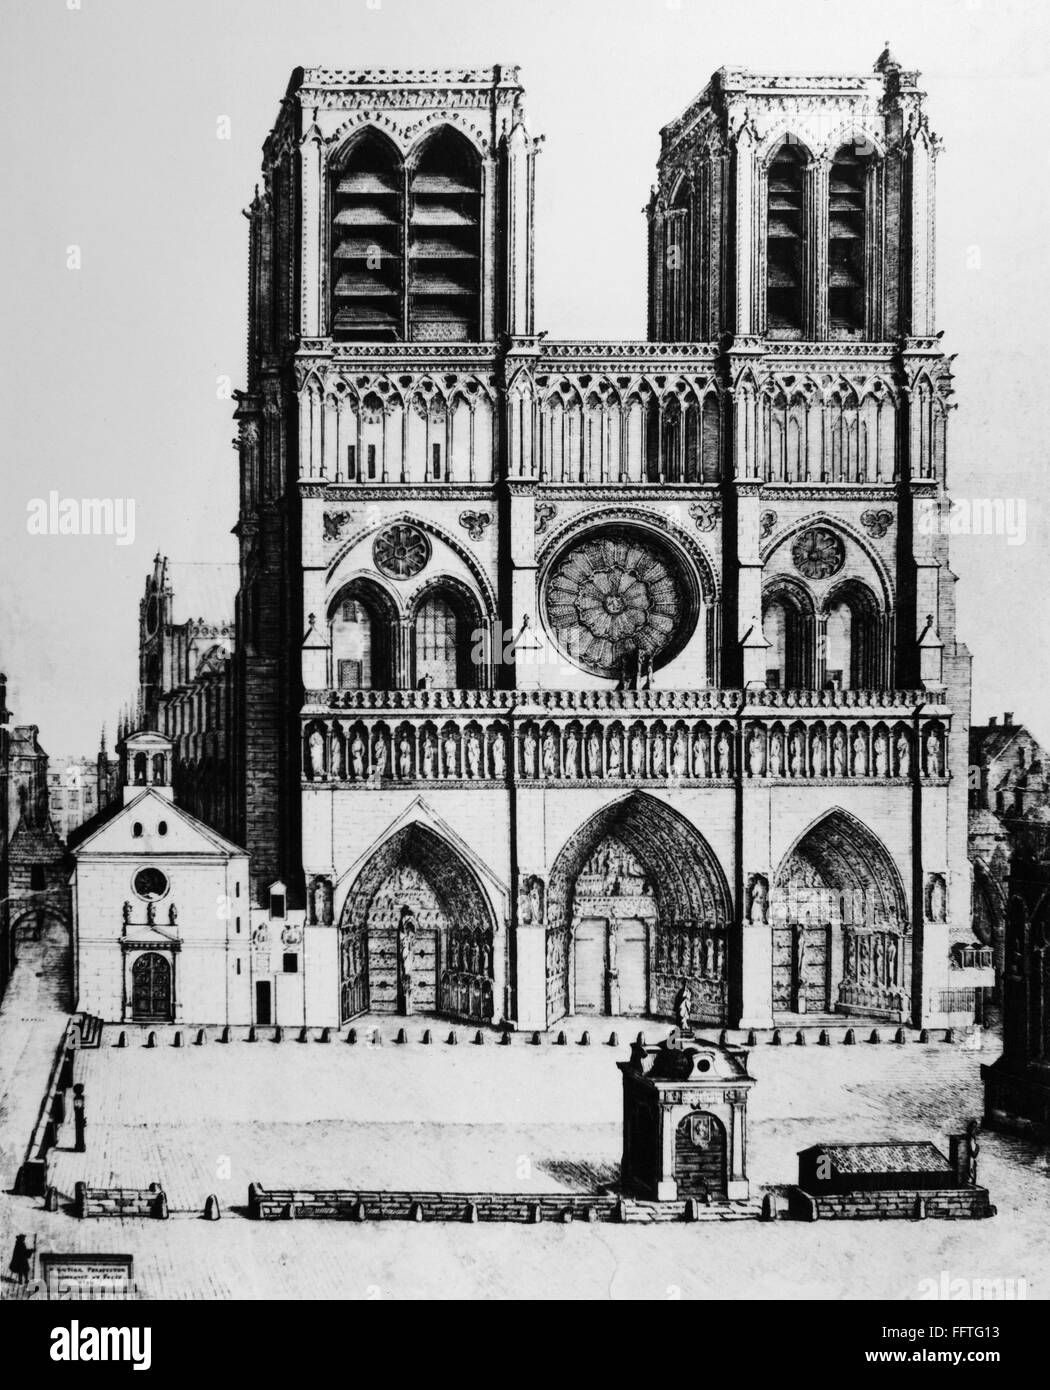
[1,941,1048,1300]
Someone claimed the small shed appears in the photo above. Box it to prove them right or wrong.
[618,1035,754,1202]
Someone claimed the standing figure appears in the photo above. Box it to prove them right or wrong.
[331,732,346,780]
[896,731,911,777]
[925,728,944,778]
[523,726,538,778]
[674,984,693,1036]
[716,730,731,778]
[351,732,366,780]
[421,731,435,780]
[443,731,459,778]
[749,876,768,924]
[852,729,868,777]
[768,732,783,778]
[608,734,622,777]
[789,733,804,778]
[398,733,412,780]
[466,731,482,779]
[874,731,889,778]
[542,730,558,778]
[812,729,827,777]
[630,728,645,777]
[832,729,847,777]
[694,730,709,779]
[650,734,665,778]
[396,907,416,1016]
[587,730,602,780]
[491,732,506,779]
[672,729,688,779]
[8,1235,31,1288]
[373,735,388,779]
[747,729,764,777]
[564,729,579,779]
[308,728,325,781]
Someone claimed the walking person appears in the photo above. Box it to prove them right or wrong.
[9,1234,31,1287]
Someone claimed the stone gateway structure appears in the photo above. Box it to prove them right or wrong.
[226,53,972,1032]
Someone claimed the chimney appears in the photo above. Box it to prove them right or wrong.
[1004,712,1014,727]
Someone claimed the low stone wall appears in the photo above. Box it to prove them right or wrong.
[247,1185,760,1224]
[17,1029,75,1197]
[75,1182,168,1219]
[789,1187,995,1221]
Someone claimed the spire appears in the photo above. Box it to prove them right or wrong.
[874,41,901,74]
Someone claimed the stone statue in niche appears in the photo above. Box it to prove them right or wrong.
[308,728,325,781]
[587,730,602,779]
[873,730,889,777]
[564,728,579,779]
[443,731,459,777]
[466,731,482,779]
[747,729,764,777]
[852,729,868,777]
[924,728,944,778]
[351,732,366,780]
[672,729,688,778]
[607,733,622,777]
[789,733,804,778]
[331,733,346,780]
[812,729,827,777]
[795,929,807,1008]
[896,731,910,777]
[716,730,731,778]
[886,934,898,984]
[748,875,768,924]
[421,731,436,779]
[397,905,416,1015]
[518,874,544,927]
[542,730,558,778]
[650,734,665,778]
[373,735,388,779]
[398,733,413,780]
[873,933,884,982]
[674,983,693,1034]
[522,726,538,778]
[693,730,709,778]
[146,900,157,925]
[630,728,645,777]
[832,729,847,777]
[769,731,783,778]
[491,731,505,779]
[169,903,178,927]
[311,877,330,926]
[122,901,132,926]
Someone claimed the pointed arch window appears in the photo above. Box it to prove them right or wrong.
[330,131,404,340]
[828,144,870,339]
[408,128,481,341]
[765,144,805,338]
[329,582,397,689]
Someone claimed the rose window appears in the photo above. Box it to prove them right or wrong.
[544,531,690,676]
[373,523,430,580]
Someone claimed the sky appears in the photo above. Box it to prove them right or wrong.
[1,0,1048,755]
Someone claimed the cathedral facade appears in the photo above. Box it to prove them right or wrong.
[233,56,972,1033]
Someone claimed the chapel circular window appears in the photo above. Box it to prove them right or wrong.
[132,867,169,901]
[542,527,695,678]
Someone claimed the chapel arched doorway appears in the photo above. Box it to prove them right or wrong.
[131,952,172,1023]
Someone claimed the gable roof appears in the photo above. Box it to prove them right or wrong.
[71,788,246,860]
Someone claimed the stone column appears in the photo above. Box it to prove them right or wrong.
[727,1098,749,1199]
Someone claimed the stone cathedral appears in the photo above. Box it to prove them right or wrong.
[231,53,975,1034]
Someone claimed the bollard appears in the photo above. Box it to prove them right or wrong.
[556,1031,567,1046]
[204,1194,221,1221]
[45,1185,59,1213]
[869,1029,881,1045]
[196,1029,207,1047]
[818,1029,830,1046]
[146,1031,157,1049]
[173,1030,184,1048]
[474,1030,485,1046]
[320,1028,331,1043]
[499,1030,512,1046]
[530,1031,542,1046]
[353,1200,366,1222]
[561,1208,573,1224]
[771,1029,782,1046]
[346,1027,357,1045]
[220,1025,231,1043]
[844,1028,856,1045]
[527,1203,540,1224]
[283,1202,296,1220]
[913,1195,927,1221]
[116,1031,128,1049]
[464,1202,478,1224]
[608,1032,619,1047]
[447,1030,458,1046]
[580,1031,591,1046]
[945,1028,956,1044]
[719,1029,729,1046]
[154,1191,169,1220]
[635,1032,646,1046]
[613,1199,627,1224]
[684,1197,700,1222]
[585,1206,598,1223]
[247,1026,257,1043]
[746,1029,757,1047]
[396,1028,408,1045]
[372,1029,382,1046]
[298,1027,309,1044]
[410,1201,424,1223]
[796,1030,807,1046]
[761,1192,778,1222]
[919,1029,930,1044]
[894,1027,906,1044]
[273,1026,283,1043]
[422,1029,432,1045]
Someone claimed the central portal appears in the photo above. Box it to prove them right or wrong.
[570,844,655,1015]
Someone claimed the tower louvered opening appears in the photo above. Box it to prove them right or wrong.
[330,132,404,340]
[408,128,481,341]
[829,144,868,338]
[765,144,805,338]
